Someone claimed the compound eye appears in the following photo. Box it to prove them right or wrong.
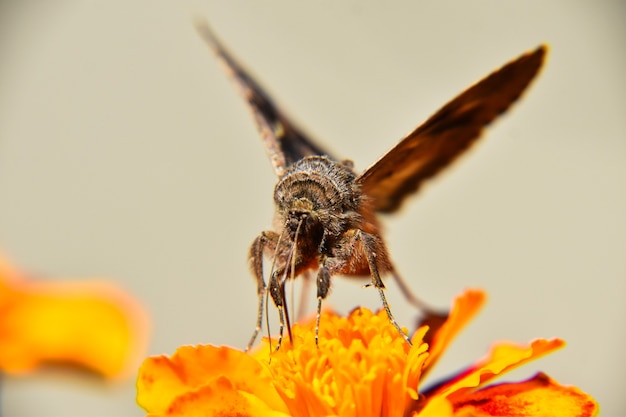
[289,210,309,220]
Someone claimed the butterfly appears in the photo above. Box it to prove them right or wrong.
[196,21,546,350]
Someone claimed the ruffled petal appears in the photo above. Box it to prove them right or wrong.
[0,254,148,378]
[451,372,598,417]
[422,289,486,377]
[137,344,289,416]
[432,339,564,400]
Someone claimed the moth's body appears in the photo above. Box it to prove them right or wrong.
[196,21,547,350]
[270,155,389,279]
[250,155,398,345]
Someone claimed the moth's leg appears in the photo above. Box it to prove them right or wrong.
[247,231,279,352]
[268,267,291,350]
[359,231,412,345]
[315,264,331,347]
[319,230,410,345]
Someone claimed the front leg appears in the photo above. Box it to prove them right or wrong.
[320,229,411,346]
[250,230,297,351]
[268,265,294,350]
[314,264,331,346]
[359,232,412,346]
[247,231,279,351]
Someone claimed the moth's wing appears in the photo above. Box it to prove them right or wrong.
[195,21,332,177]
[357,45,547,214]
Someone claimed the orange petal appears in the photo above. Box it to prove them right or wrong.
[422,289,486,377]
[145,376,292,417]
[432,339,565,400]
[137,344,289,416]
[0,253,149,378]
[452,372,599,417]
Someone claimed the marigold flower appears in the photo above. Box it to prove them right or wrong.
[137,289,597,416]
[0,252,149,378]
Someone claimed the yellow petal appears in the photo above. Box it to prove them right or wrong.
[452,372,599,417]
[0,254,149,378]
[418,396,454,417]
[422,289,486,376]
[433,339,564,400]
[137,344,289,415]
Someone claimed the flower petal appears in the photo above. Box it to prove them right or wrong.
[431,339,565,400]
[137,344,289,415]
[422,289,486,376]
[136,297,598,417]
[146,376,292,417]
[452,372,598,417]
[0,254,149,378]
[418,396,454,417]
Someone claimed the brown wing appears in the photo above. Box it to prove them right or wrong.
[195,20,332,177]
[357,45,547,213]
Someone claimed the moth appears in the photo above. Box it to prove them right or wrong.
[196,22,546,350]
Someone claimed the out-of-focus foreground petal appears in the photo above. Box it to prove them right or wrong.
[0,252,149,378]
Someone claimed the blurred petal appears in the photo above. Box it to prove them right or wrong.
[452,372,599,417]
[0,253,149,378]
[137,344,290,416]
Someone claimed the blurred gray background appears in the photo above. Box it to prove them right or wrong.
[0,1,624,415]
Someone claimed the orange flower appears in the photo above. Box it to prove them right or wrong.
[137,290,597,416]
[0,252,149,378]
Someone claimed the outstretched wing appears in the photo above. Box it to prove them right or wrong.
[195,21,332,177]
[357,45,547,214]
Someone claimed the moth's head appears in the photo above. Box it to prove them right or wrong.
[275,182,323,240]
[274,156,360,239]
[282,197,321,240]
